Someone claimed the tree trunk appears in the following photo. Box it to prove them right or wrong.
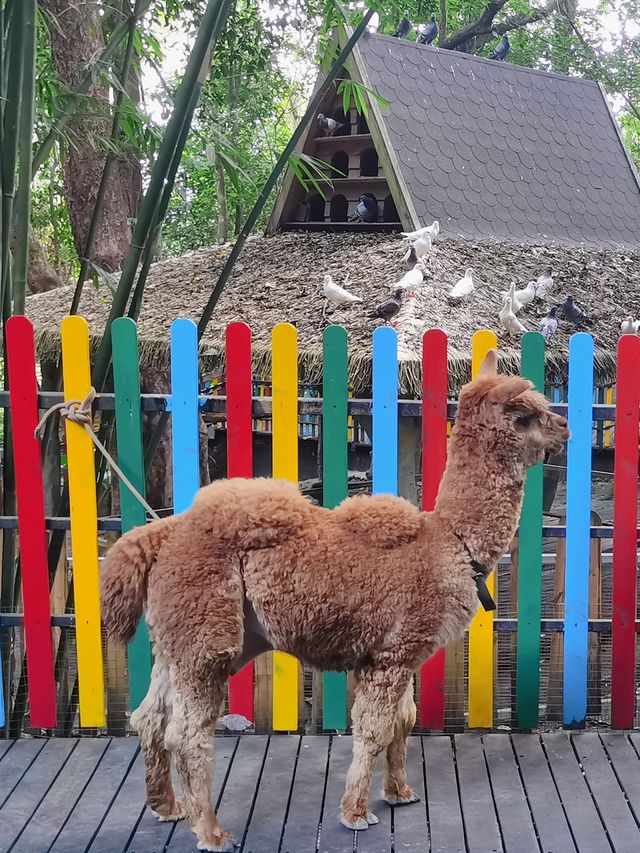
[215,149,229,244]
[40,0,142,271]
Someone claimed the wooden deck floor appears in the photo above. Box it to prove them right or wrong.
[1,733,640,852]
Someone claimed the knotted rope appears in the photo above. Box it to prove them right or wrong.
[35,388,160,521]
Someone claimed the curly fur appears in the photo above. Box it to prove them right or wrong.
[101,351,569,852]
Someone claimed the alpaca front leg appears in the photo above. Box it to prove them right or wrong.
[340,667,412,831]
[383,679,420,805]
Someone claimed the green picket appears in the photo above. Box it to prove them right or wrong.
[322,325,348,730]
[516,332,545,728]
[112,317,152,711]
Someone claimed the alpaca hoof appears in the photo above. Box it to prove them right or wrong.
[383,789,421,806]
[340,811,379,831]
[152,798,186,822]
[196,833,239,852]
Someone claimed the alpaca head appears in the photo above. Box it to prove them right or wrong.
[455,350,569,468]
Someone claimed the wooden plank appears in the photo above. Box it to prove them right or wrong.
[12,738,109,853]
[389,736,428,852]
[0,735,46,807]
[280,736,329,853]
[468,331,498,729]
[423,736,465,853]
[6,316,56,727]
[61,315,105,727]
[243,735,300,852]
[516,332,545,729]
[611,334,640,728]
[322,325,349,731]
[50,738,138,852]
[419,329,448,729]
[541,731,610,852]
[601,732,640,823]
[511,733,576,852]
[88,750,146,853]
[372,326,398,496]
[572,732,640,849]
[454,734,502,853]
[272,323,299,732]
[112,317,152,713]
[0,739,15,764]
[226,322,254,720]
[318,735,356,853]
[0,738,77,848]
[146,735,237,852]
[563,333,594,728]
[482,734,538,852]
[170,318,200,513]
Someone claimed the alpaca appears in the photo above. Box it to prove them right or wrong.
[101,350,568,852]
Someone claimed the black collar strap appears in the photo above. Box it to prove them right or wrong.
[456,536,497,612]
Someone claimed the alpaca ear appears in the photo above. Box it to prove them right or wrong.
[477,349,497,377]
[488,377,533,404]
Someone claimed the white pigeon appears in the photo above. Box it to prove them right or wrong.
[501,280,536,308]
[393,264,424,291]
[499,282,523,314]
[499,296,527,335]
[401,220,440,241]
[620,317,640,335]
[535,267,554,299]
[323,274,362,307]
[448,268,474,301]
[412,232,433,258]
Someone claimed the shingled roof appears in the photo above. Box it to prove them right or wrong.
[271,31,640,250]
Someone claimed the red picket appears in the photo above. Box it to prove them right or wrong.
[6,316,57,727]
[225,322,254,718]
[419,329,448,729]
[611,334,640,728]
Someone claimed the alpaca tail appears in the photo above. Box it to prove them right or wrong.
[101,515,178,644]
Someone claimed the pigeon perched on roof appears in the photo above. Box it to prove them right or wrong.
[369,289,403,323]
[500,282,523,314]
[392,16,412,38]
[499,296,527,335]
[323,274,362,309]
[402,245,418,269]
[540,306,559,341]
[394,264,424,291]
[409,232,433,259]
[317,113,344,137]
[560,295,593,326]
[535,267,554,299]
[448,268,474,301]
[401,220,439,241]
[620,317,640,335]
[501,280,535,308]
[416,14,438,44]
[349,193,378,222]
[488,35,511,61]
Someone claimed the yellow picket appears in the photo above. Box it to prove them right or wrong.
[467,329,498,728]
[271,323,299,730]
[61,316,105,727]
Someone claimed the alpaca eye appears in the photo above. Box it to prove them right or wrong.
[515,414,534,428]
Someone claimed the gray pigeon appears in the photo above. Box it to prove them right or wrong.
[392,16,411,38]
[402,245,418,269]
[560,295,593,326]
[369,288,403,323]
[349,193,377,222]
[539,306,558,341]
[489,35,511,61]
[416,14,438,45]
[317,113,344,137]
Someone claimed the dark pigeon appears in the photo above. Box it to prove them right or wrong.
[539,306,558,341]
[488,35,511,61]
[560,295,593,326]
[392,16,411,38]
[349,193,378,222]
[369,288,404,323]
[416,14,438,45]
[404,245,418,269]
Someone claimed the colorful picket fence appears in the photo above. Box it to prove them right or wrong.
[1,316,639,734]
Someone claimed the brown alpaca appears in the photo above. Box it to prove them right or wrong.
[101,351,568,852]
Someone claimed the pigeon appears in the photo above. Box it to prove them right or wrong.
[620,317,640,335]
[410,232,432,258]
[500,282,523,314]
[392,16,412,38]
[488,35,511,61]
[317,113,344,137]
[402,245,418,269]
[367,12,380,32]
[349,193,377,222]
[369,288,403,323]
[394,264,424,291]
[416,14,438,45]
[401,220,439,241]
[448,268,474,301]
[501,280,535,308]
[499,296,527,335]
[559,295,593,326]
[323,274,362,309]
[535,267,554,299]
[540,306,559,341]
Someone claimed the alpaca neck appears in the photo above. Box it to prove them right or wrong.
[433,433,526,569]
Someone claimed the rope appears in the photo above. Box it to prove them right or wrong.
[35,388,160,522]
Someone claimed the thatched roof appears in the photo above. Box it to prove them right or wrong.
[27,232,640,394]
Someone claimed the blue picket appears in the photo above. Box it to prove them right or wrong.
[563,332,594,728]
[372,327,398,495]
[170,319,201,512]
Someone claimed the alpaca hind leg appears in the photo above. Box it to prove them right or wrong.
[167,679,238,853]
[131,656,184,821]
[340,666,412,831]
[382,678,420,805]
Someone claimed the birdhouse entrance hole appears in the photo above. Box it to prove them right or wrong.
[383,195,400,222]
[359,148,379,177]
[331,110,351,136]
[308,193,325,221]
[331,150,349,177]
[357,114,369,134]
[330,194,349,222]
